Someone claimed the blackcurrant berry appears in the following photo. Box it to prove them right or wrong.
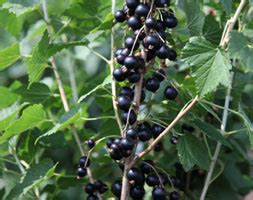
[157,30,167,40]
[170,136,178,144]
[169,191,180,200]
[106,138,115,148]
[124,56,139,69]
[127,70,141,83]
[151,124,165,138]
[146,174,159,186]
[140,160,154,174]
[158,172,169,185]
[144,35,161,50]
[111,180,122,197]
[152,187,167,200]
[85,183,96,194]
[135,3,150,17]
[123,5,135,16]
[156,20,166,31]
[126,128,138,140]
[127,167,145,185]
[130,186,145,199]
[79,156,91,168]
[121,110,137,125]
[118,95,132,111]
[156,45,170,59]
[87,195,99,200]
[109,144,123,160]
[146,49,156,61]
[126,0,139,9]
[86,139,95,149]
[137,57,145,68]
[115,10,126,22]
[120,137,135,151]
[134,29,146,40]
[145,17,157,29]
[77,167,87,177]
[154,141,163,151]
[94,180,108,194]
[164,86,178,100]
[163,15,178,28]
[128,16,142,30]
[120,86,134,99]
[113,68,127,82]
[146,77,160,92]
[156,0,170,7]
[168,48,177,61]
[138,129,152,142]
[114,48,123,57]
[138,122,151,130]
[153,68,166,82]
[125,36,140,51]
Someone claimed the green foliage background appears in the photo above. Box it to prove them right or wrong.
[0,0,252,199]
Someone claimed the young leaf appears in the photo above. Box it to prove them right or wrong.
[182,37,232,96]
[228,31,253,73]
[177,134,210,171]
[0,43,20,71]
[0,104,47,144]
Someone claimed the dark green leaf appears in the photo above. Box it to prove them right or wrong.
[202,15,222,44]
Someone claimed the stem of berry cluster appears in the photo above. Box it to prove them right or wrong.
[200,0,246,199]
[42,1,100,198]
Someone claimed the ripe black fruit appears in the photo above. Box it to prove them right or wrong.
[120,137,134,151]
[111,180,122,197]
[153,68,166,82]
[109,143,123,160]
[115,10,126,22]
[169,191,180,200]
[151,124,165,138]
[106,138,114,148]
[156,45,170,59]
[128,16,142,30]
[87,195,99,200]
[79,156,90,168]
[134,29,146,40]
[113,68,127,82]
[146,77,160,92]
[135,3,150,17]
[118,95,132,111]
[152,187,167,200]
[140,160,154,174]
[126,128,138,140]
[127,70,141,83]
[85,183,96,194]
[146,174,159,186]
[168,48,177,61]
[138,129,152,141]
[164,86,178,100]
[156,0,170,7]
[121,110,137,125]
[154,141,163,151]
[94,180,108,194]
[120,86,134,99]
[144,35,160,50]
[124,56,139,69]
[145,17,157,29]
[170,136,178,144]
[77,167,87,177]
[130,186,145,199]
[163,15,178,28]
[126,0,139,9]
[125,36,140,51]
[127,167,145,185]
[86,139,95,149]
[158,172,169,185]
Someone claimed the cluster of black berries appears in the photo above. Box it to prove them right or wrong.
[84,180,108,200]
[77,156,90,178]
[111,160,180,200]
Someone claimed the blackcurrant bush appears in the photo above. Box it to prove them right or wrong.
[118,95,132,111]
[146,174,159,186]
[127,70,141,83]
[130,186,145,199]
[152,187,167,200]
[85,183,96,194]
[169,191,180,200]
[113,68,127,82]
[144,35,161,50]
[153,68,166,82]
[146,77,160,92]
[125,36,140,51]
[79,156,91,168]
[115,10,126,22]
[126,0,139,9]
[168,48,177,61]
[111,180,122,198]
[145,17,157,29]
[124,56,139,69]
[163,15,178,28]
[126,128,138,140]
[77,167,87,177]
[86,139,95,149]
[128,16,142,30]
[156,45,170,59]
[120,86,134,99]
[121,110,137,125]
[140,160,154,174]
[135,3,150,17]
[170,136,178,144]
[164,86,178,100]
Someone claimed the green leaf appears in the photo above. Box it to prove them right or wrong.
[177,134,210,171]
[182,37,232,96]
[0,43,20,71]
[0,104,47,144]
[220,0,232,14]
[6,159,56,199]
[14,83,52,103]
[193,119,231,147]
[177,0,204,36]
[202,15,222,44]
[2,2,39,16]
[91,13,114,33]
[0,86,20,109]
[228,31,253,72]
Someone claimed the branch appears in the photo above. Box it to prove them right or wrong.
[200,0,246,199]
[110,0,123,136]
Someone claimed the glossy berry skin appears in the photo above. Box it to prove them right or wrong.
[126,0,139,9]
[140,160,154,174]
[164,86,178,100]
[85,183,96,194]
[109,144,123,160]
[111,180,122,198]
[130,186,145,199]
[144,35,160,50]
[134,29,146,40]
[113,68,127,82]
[77,167,87,177]
[169,191,180,200]
[94,181,108,194]
[158,172,169,185]
[154,141,163,152]
[128,16,142,30]
[138,123,152,142]
[79,156,91,168]
[146,77,160,92]
[156,0,170,7]
[124,56,139,69]
[121,110,137,125]
[106,138,114,148]
[146,174,159,186]
[163,15,178,28]
[135,3,150,17]
[168,48,177,61]
[151,124,165,138]
[153,68,166,82]
[125,36,140,51]
[120,86,134,99]
[170,136,178,144]
[152,187,167,200]
[87,195,99,200]
[120,137,135,151]
[156,20,166,31]
[115,10,126,22]
[156,45,170,59]
[127,167,145,185]
[145,17,157,29]
[116,48,130,65]
[118,95,132,111]
[87,139,95,149]
[127,70,141,83]
[126,128,138,140]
